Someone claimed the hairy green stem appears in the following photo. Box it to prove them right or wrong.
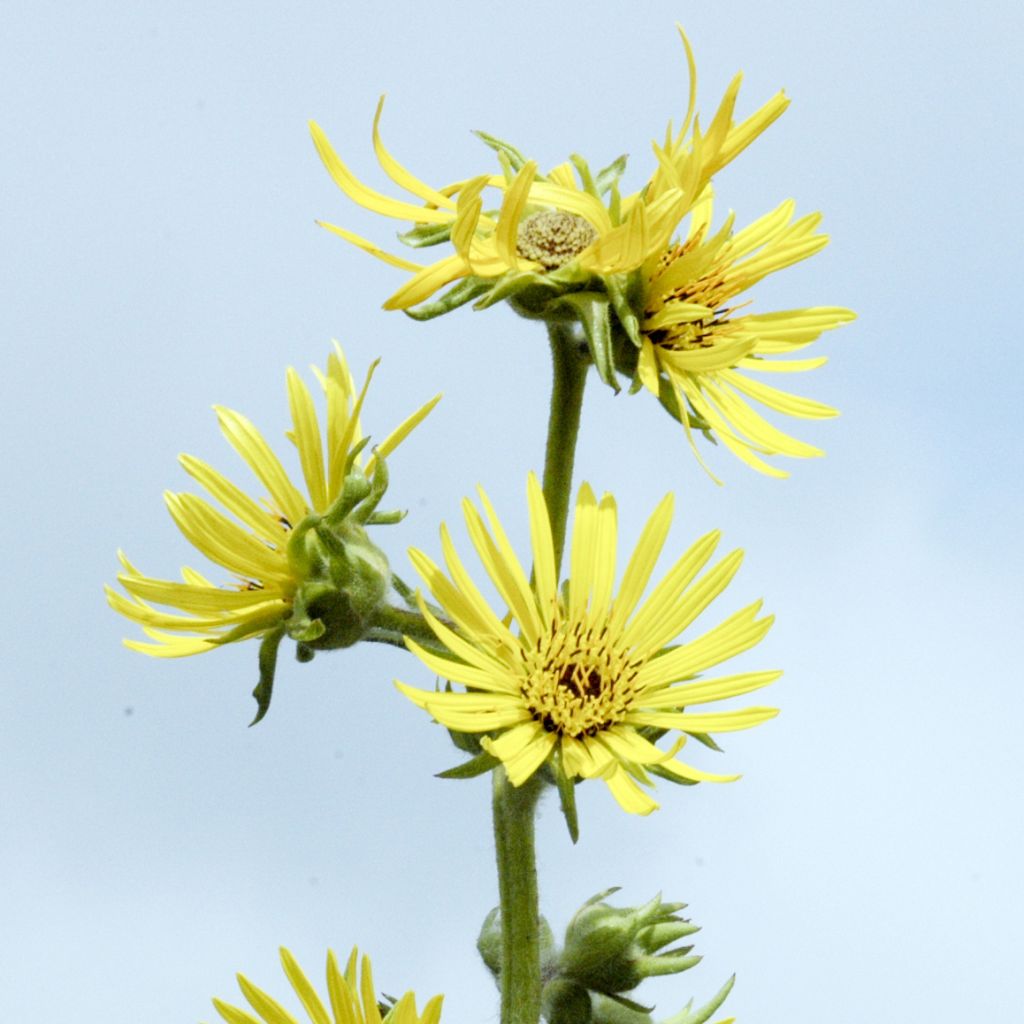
[369,603,448,650]
[493,323,589,1024]
[541,323,589,573]
[493,771,545,1024]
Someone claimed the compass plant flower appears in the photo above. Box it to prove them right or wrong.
[209,946,444,1024]
[629,196,856,479]
[107,342,438,719]
[396,474,779,817]
[309,27,789,384]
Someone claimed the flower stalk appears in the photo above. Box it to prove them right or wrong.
[541,323,590,574]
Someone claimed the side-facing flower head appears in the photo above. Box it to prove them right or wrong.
[397,474,779,816]
[208,946,443,1024]
[107,343,438,711]
[630,195,856,478]
[309,27,787,334]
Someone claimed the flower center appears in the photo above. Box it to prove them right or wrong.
[516,211,597,269]
[643,242,736,353]
[520,619,642,739]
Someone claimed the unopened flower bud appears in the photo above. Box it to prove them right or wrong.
[561,890,701,995]
[283,469,394,651]
[542,978,593,1024]
[476,907,557,983]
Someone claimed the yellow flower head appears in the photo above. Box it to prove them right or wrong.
[633,196,856,478]
[209,946,443,1024]
[107,342,438,662]
[397,474,779,816]
[309,27,788,322]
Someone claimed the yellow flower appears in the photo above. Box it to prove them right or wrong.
[634,197,856,478]
[397,474,779,816]
[309,27,788,317]
[107,342,439,659]
[208,946,443,1024]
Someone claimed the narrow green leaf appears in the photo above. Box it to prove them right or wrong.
[404,277,493,320]
[250,625,285,726]
[551,745,580,844]
[437,750,500,779]
[555,293,618,393]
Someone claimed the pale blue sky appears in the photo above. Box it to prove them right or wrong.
[2,1,1022,1020]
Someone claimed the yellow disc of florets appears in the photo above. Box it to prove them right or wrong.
[519,617,642,739]
[516,211,598,269]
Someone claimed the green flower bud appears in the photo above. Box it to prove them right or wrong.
[561,890,701,995]
[476,907,557,983]
[542,978,593,1024]
[282,464,395,652]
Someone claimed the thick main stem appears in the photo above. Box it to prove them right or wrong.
[493,322,589,1024]
[493,771,544,1024]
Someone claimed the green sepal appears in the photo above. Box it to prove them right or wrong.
[249,624,285,726]
[595,154,629,197]
[600,992,655,1016]
[662,975,735,1024]
[474,269,562,311]
[405,277,494,320]
[686,731,723,753]
[606,273,642,348]
[549,743,581,844]
[569,154,599,198]
[655,375,715,441]
[350,451,390,525]
[473,129,528,171]
[365,508,405,526]
[552,292,618,393]
[645,763,699,787]
[590,996,651,1024]
[396,222,453,249]
[436,750,501,779]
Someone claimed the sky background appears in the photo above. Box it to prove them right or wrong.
[2,0,1022,1020]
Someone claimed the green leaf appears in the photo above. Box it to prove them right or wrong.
[437,750,501,779]
[250,625,285,726]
